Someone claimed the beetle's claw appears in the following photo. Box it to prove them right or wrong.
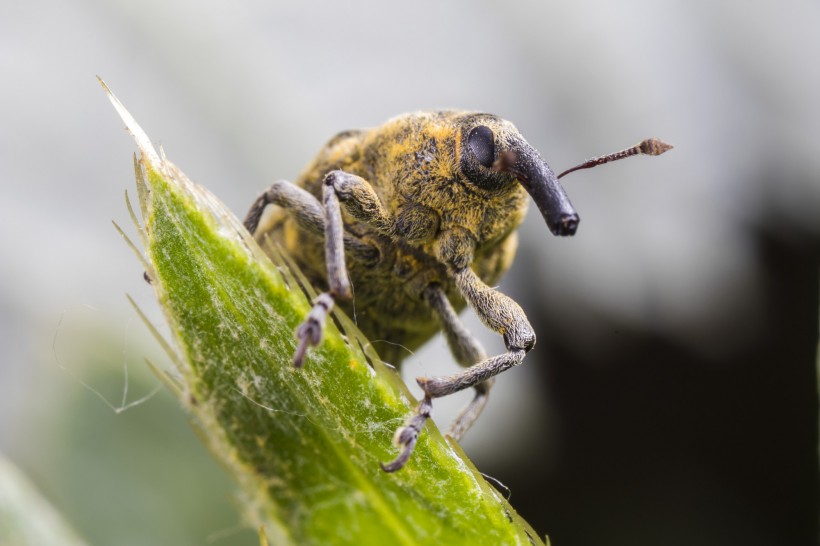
[380,433,417,473]
[293,320,322,367]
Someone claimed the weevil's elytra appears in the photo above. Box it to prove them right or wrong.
[243,110,671,471]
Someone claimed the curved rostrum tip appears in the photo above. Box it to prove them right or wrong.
[495,137,579,237]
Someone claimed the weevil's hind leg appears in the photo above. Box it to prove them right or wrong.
[423,285,493,441]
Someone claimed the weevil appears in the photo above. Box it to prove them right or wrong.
[243,111,671,471]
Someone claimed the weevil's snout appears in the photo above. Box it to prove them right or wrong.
[496,140,580,237]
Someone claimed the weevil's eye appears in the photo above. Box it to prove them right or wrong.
[467,126,495,168]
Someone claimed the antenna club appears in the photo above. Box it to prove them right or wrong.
[638,138,674,156]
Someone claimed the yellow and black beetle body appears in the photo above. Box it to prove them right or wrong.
[249,111,544,363]
[244,110,670,471]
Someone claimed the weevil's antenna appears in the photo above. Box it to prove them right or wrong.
[492,150,518,173]
[557,138,673,179]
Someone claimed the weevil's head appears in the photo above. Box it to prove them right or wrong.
[457,113,579,236]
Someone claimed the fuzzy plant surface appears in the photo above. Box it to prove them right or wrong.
[103,79,546,546]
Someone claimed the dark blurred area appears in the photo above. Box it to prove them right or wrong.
[495,200,820,545]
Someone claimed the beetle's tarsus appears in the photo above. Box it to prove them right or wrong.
[381,396,432,472]
[293,293,334,367]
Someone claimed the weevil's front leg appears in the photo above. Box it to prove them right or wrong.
[290,173,354,367]
[382,232,532,472]
[383,315,524,472]
[379,396,432,473]
[423,285,494,441]
[396,268,530,472]
[244,179,346,366]
[243,174,385,366]
[416,266,533,400]
[322,171,393,236]
[420,228,535,396]
[382,285,490,472]
[291,170,394,365]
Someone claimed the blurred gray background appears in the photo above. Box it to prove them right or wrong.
[1,1,819,545]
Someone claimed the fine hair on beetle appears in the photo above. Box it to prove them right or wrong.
[243,110,671,472]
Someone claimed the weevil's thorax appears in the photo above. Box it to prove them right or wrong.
[359,111,530,250]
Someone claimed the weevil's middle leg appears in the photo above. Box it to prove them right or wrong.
[244,179,325,237]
